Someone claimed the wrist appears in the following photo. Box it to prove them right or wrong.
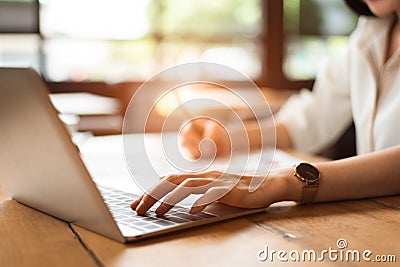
[266,167,304,203]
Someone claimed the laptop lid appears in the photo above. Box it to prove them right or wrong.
[0,67,125,243]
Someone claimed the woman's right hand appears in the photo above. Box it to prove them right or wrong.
[180,119,232,159]
[130,168,303,216]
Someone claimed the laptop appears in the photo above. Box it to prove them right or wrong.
[0,67,297,243]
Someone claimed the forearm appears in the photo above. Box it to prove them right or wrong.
[289,146,400,203]
[244,119,293,150]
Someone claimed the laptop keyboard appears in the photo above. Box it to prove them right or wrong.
[97,186,216,233]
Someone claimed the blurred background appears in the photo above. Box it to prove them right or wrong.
[0,0,357,83]
[0,0,358,157]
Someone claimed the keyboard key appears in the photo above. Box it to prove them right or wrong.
[143,224,160,230]
[120,210,137,215]
[124,219,148,227]
[143,216,158,222]
[153,220,175,226]
[119,222,146,231]
[114,214,129,220]
[170,212,204,221]
[164,216,189,224]
[109,208,129,213]
[96,185,213,231]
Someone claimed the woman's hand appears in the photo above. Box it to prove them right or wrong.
[179,118,291,159]
[180,119,232,159]
[130,168,303,216]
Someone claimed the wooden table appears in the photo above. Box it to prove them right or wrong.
[1,152,399,267]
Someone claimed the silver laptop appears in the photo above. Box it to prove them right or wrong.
[0,67,273,243]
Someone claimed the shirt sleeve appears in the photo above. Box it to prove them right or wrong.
[274,18,366,153]
[276,73,351,153]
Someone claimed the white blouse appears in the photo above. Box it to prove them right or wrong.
[276,15,400,155]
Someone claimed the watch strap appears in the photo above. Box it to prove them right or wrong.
[293,162,320,205]
[299,182,319,204]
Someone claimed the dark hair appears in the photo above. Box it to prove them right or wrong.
[344,0,375,17]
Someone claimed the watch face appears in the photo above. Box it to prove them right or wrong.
[297,163,320,181]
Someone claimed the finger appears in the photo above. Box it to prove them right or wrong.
[181,133,202,159]
[180,120,210,159]
[189,120,205,135]
[136,173,208,214]
[181,121,203,141]
[135,193,158,215]
[181,129,201,146]
[130,194,144,210]
[190,186,231,214]
[135,178,178,214]
[204,122,230,157]
[198,138,216,158]
[155,178,214,216]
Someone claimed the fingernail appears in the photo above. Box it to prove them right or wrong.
[130,200,139,210]
[155,204,167,216]
[190,206,202,214]
[135,201,146,214]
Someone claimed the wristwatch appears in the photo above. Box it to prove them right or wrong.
[293,162,320,204]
